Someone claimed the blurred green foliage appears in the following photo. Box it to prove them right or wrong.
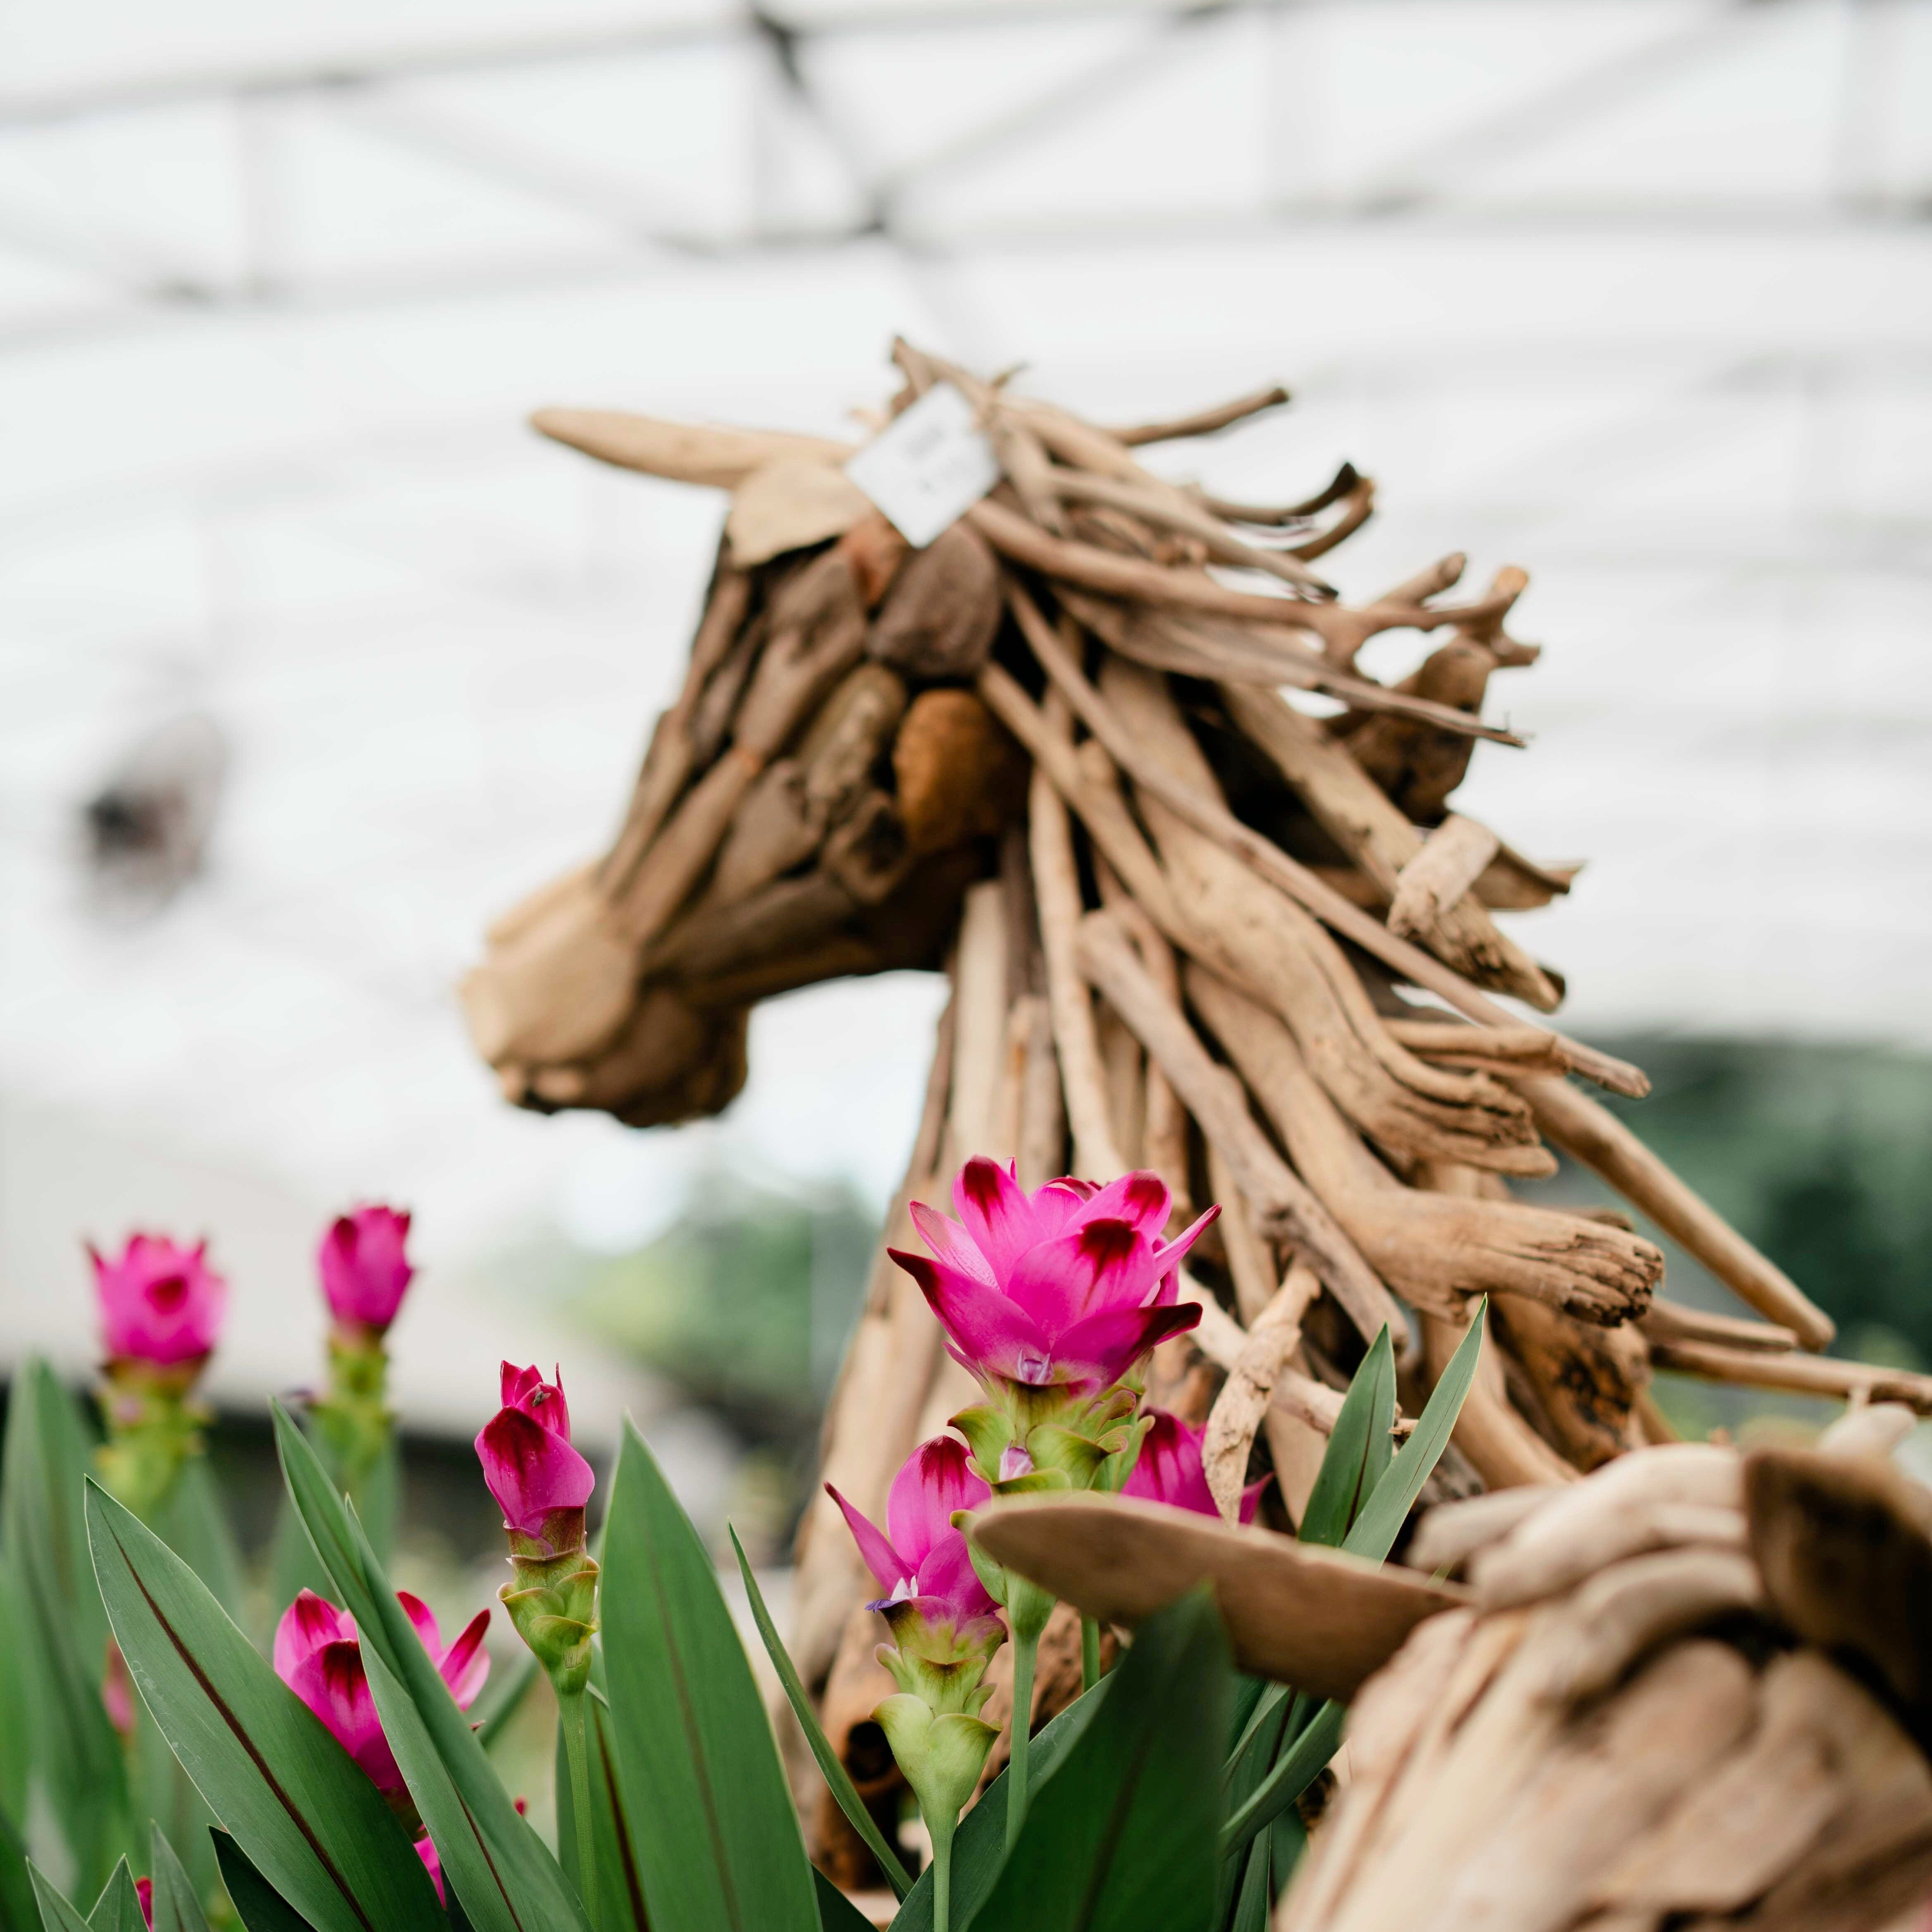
[571,1178,878,1432]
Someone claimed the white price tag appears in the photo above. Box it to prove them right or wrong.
[844,381,1000,548]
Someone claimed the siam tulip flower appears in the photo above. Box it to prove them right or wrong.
[1122,1409,1266,1524]
[310,1205,414,1496]
[318,1205,415,1334]
[273,1588,490,1794]
[480,1362,603,1920]
[90,1235,227,1368]
[478,1364,599,1697]
[894,1160,1213,1404]
[88,1234,228,1520]
[827,1435,1004,1707]
[135,1879,152,1930]
[834,1437,1007,1932]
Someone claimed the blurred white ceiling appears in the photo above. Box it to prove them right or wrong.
[2,0,1930,1399]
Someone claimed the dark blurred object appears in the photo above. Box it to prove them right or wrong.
[81,712,227,913]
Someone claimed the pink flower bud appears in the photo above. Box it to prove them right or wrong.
[318,1205,415,1331]
[88,1234,227,1367]
[135,1879,153,1930]
[102,1638,136,1740]
[475,1363,595,1552]
[273,1588,490,1795]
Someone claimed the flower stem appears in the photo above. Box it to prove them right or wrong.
[930,1810,956,1932]
[1081,1614,1101,1693]
[1006,1622,1037,1851]
[559,1688,599,1929]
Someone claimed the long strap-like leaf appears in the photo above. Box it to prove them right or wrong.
[729,1529,913,1899]
[85,1482,439,1932]
[144,1830,213,1932]
[269,1402,590,1932]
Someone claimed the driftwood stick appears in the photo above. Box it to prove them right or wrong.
[1074,908,1405,1346]
[1007,583,1647,1098]
[531,406,856,488]
[1028,727,1128,1181]
[973,498,1490,664]
[1514,1074,1832,1348]
[1188,968,1660,1329]
[1219,683,1558,1011]
[1095,876,1192,1219]
[1638,1301,1800,1354]
[1015,993,1065,1191]
[1389,815,1503,944]
[1109,384,1291,445]
[1201,1259,1322,1522]
[1647,1339,1932,1415]
[977,660,1185,940]
[600,560,753,898]
[1384,1020,1578,1078]
[1071,593,1524,744]
[1042,466,1334,594]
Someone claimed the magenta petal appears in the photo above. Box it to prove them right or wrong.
[1122,1410,1221,1518]
[1069,1171,1171,1241]
[909,1202,995,1285]
[913,1528,999,1621]
[274,1590,348,1682]
[1152,1204,1220,1279]
[952,1157,1039,1284]
[396,1590,441,1656]
[1024,1181,1092,1242]
[438,1609,493,1710]
[476,1408,595,1537]
[1239,1476,1270,1526]
[827,1484,909,1599]
[1002,1219,1155,1334]
[890,1249,1054,1383]
[885,1437,990,1569]
[289,1642,402,1791]
[1052,1300,1202,1390]
[415,1835,445,1905]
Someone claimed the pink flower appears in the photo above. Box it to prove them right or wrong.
[318,1205,415,1331]
[828,1436,997,1625]
[135,1879,153,1929]
[891,1160,1214,1397]
[1122,1410,1265,1524]
[102,1638,136,1739]
[273,1588,490,1792]
[88,1234,227,1367]
[415,1835,444,1904]
[475,1363,595,1551]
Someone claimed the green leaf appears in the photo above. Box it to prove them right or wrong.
[83,1480,441,1932]
[889,1671,1115,1932]
[2,1364,127,1894]
[145,1829,214,1932]
[813,1870,875,1932]
[1341,1304,1485,1566]
[555,1674,650,1932]
[0,1804,36,1932]
[600,1421,818,1932]
[728,1528,913,1900]
[1217,1700,1344,1863]
[26,1866,91,1932]
[1229,1835,1270,1932]
[211,1833,316,1932]
[966,1587,1230,1932]
[473,1656,539,1753]
[1296,1327,1394,1550]
[0,1562,31,1828]
[152,1459,247,1623]
[269,1401,588,1932]
[85,1861,144,1932]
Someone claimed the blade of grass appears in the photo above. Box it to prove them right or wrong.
[729,1529,913,1901]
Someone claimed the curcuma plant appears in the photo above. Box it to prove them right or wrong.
[0,1168,1480,1932]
